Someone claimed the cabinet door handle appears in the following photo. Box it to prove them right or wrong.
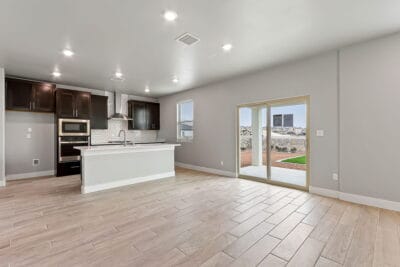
[76,109,78,118]
[29,102,32,110]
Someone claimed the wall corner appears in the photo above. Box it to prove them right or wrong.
[0,68,5,186]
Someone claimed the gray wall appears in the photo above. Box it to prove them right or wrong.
[339,34,400,202]
[159,52,339,191]
[5,111,55,175]
[160,32,400,202]
[4,84,159,178]
[0,68,5,185]
[4,83,106,177]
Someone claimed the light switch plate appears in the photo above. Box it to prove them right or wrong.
[27,128,32,132]
[316,130,324,137]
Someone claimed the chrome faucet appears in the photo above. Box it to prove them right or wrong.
[118,130,127,146]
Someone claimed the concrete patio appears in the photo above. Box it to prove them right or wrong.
[240,165,306,187]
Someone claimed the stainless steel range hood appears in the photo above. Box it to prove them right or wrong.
[108,92,132,120]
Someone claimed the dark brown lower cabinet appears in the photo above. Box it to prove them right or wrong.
[91,95,108,129]
[57,161,81,176]
[128,100,160,130]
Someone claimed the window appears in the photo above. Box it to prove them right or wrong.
[177,100,193,141]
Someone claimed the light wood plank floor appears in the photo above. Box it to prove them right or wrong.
[1,168,399,267]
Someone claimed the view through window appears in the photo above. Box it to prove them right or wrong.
[177,100,193,141]
[239,100,308,188]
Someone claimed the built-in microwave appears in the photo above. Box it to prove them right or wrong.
[58,118,90,136]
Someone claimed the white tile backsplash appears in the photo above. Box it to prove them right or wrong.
[91,120,158,144]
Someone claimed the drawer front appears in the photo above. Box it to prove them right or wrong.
[57,161,81,176]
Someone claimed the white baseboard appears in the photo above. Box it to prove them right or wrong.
[309,186,339,199]
[82,171,175,194]
[309,186,400,212]
[175,162,237,178]
[6,170,55,181]
[340,192,400,212]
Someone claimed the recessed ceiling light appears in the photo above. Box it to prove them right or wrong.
[172,77,179,83]
[145,87,150,93]
[62,49,74,57]
[163,10,178,21]
[222,43,233,52]
[52,71,61,77]
[115,72,123,78]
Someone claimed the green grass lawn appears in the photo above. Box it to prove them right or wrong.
[281,155,307,164]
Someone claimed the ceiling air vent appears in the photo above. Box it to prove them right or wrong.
[110,76,125,82]
[176,33,200,46]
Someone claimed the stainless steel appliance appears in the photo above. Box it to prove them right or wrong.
[108,92,132,120]
[58,136,89,163]
[58,118,90,136]
[57,118,90,176]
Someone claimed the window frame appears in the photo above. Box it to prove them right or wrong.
[176,99,194,142]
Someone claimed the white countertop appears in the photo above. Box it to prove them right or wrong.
[75,143,181,156]
[91,139,167,146]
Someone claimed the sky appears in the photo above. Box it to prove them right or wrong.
[179,101,193,121]
[239,104,306,128]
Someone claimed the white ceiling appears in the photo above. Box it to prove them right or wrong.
[1,0,400,97]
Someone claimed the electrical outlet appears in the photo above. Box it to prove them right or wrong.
[32,159,40,166]
[220,161,224,166]
[332,173,338,181]
[26,133,32,139]
[316,130,324,137]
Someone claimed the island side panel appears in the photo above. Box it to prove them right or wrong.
[81,149,175,193]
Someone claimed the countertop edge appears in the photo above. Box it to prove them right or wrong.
[75,143,181,156]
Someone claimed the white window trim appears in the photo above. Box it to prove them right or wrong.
[177,99,194,142]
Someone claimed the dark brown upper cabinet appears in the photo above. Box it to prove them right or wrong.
[56,89,74,118]
[32,83,55,112]
[90,95,108,129]
[56,89,91,119]
[147,102,160,130]
[128,100,160,130]
[5,77,55,112]
[75,92,91,119]
[129,101,147,130]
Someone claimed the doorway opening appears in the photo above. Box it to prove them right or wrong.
[237,96,309,190]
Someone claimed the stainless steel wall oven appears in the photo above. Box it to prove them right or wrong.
[57,118,90,176]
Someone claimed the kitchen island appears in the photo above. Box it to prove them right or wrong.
[75,143,180,193]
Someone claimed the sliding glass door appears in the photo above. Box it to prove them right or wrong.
[238,97,309,190]
[239,105,267,178]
